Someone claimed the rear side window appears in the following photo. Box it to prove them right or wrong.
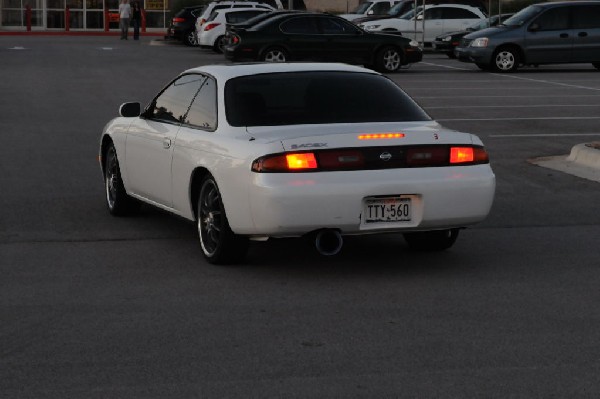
[532,7,570,31]
[371,2,391,14]
[225,72,431,126]
[572,5,600,29]
[280,16,319,34]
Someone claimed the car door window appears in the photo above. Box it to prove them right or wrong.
[572,5,600,29]
[423,8,442,20]
[371,2,391,14]
[532,7,570,31]
[226,10,266,23]
[318,16,360,34]
[280,16,319,34]
[185,76,218,130]
[442,8,480,19]
[149,74,204,124]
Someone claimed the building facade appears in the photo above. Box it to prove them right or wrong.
[0,0,359,30]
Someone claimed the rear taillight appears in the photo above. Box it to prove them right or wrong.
[251,145,488,173]
[203,22,221,31]
[231,35,240,45]
[172,17,185,23]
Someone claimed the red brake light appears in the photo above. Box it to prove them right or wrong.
[287,153,317,169]
[231,35,240,44]
[204,22,221,31]
[450,147,474,164]
[172,17,185,23]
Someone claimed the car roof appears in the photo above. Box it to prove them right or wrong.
[183,63,379,81]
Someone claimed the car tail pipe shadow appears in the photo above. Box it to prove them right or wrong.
[311,229,344,256]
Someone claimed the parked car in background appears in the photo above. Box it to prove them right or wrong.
[166,5,205,46]
[224,12,423,72]
[360,4,486,45]
[199,8,272,52]
[99,63,495,264]
[195,0,277,33]
[353,0,487,25]
[432,13,513,58]
[455,1,600,72]
[338,0,400,21]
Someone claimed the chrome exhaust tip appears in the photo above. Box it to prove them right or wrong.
[314,229,343,256]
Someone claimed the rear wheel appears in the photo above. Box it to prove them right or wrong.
[403,229,459,251]
[197,176,248,264]
[183,30,197,46]
[104,143,140,216]
[475,63,490,71]
[213,35,227,53]
[375,46,403,73]
[593,62,600,70]
[446,51,456,59]
[492,47,520,72]
[262,47,288,62]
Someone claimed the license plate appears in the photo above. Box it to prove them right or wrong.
[364,197,411,223]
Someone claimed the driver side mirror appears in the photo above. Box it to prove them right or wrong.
[119,102,141,117]
[528,23,540,32]
[416,14,423,20]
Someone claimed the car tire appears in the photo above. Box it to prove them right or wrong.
[213,35,227,53]
[475,63,491,71]
[183,30,197,46]
[197,176,248,264]
[593,62,600,70]
[492,46,519,72]
[403,229,459,251]
[104,143,140,216]
[375,46,403,73]
[446,51,456,59]
[261,47,288,62]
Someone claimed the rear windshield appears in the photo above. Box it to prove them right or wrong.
[224,71,431,126]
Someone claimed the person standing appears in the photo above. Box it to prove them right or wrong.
[118,0,131,40]
[131,2,141,40]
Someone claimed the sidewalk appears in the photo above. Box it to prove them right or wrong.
[0,29,164,36]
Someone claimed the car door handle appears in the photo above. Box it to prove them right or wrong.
[163,138,172,149]
[560,33,569,38]
[578,32,588,37]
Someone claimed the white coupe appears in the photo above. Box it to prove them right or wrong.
[100,63,495,264]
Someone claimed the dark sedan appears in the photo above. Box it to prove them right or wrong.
[166,6,205,46]
[432,13,513,58]
[224,12,422,72]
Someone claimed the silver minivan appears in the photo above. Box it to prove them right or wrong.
[454,1,600,72]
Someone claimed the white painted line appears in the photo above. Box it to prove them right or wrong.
[437,117,600,121]
[490,133,600,138]
[100,47,114,50]
[427,104,600,109]
[8,46,27,50]
[420,62,471,71]
[415,95,600,99]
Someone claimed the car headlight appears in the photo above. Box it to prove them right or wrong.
[409,40,419,47]
[442,35,452,42]
[363,24,380,31]
[470,37,489,47]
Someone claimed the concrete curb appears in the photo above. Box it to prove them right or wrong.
[529,142,600,183]
[567,142,600,169]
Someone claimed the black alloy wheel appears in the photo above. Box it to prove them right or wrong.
[213,35,227,53]
[403,229,459,251]
[184,30,197,46]
[104,144,140,216]
[197,176,248,264]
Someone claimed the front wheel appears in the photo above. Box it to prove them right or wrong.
[375,46,403,73]
[492,47,519,72]
[262,47,288,62]
[104,144,140,216]
[197,176,248,264]
[403,229,459,251]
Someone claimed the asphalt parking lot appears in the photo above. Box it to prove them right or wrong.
[1,36,600,398]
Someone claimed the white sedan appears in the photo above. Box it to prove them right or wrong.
[100,63,495,264]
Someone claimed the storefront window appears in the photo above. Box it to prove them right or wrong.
[66,0,82,8]
[47,9,64,27]
[85,0,101,9]
[46,0,64,8]
[85,10,102,27]
[144,10,164,28]
[68,9,82,27]
[3,0,21,8]
[1,9,22,25]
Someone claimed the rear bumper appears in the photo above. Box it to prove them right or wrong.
[236,165,495,237]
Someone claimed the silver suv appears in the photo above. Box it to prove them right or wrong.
[454,1,600,72]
